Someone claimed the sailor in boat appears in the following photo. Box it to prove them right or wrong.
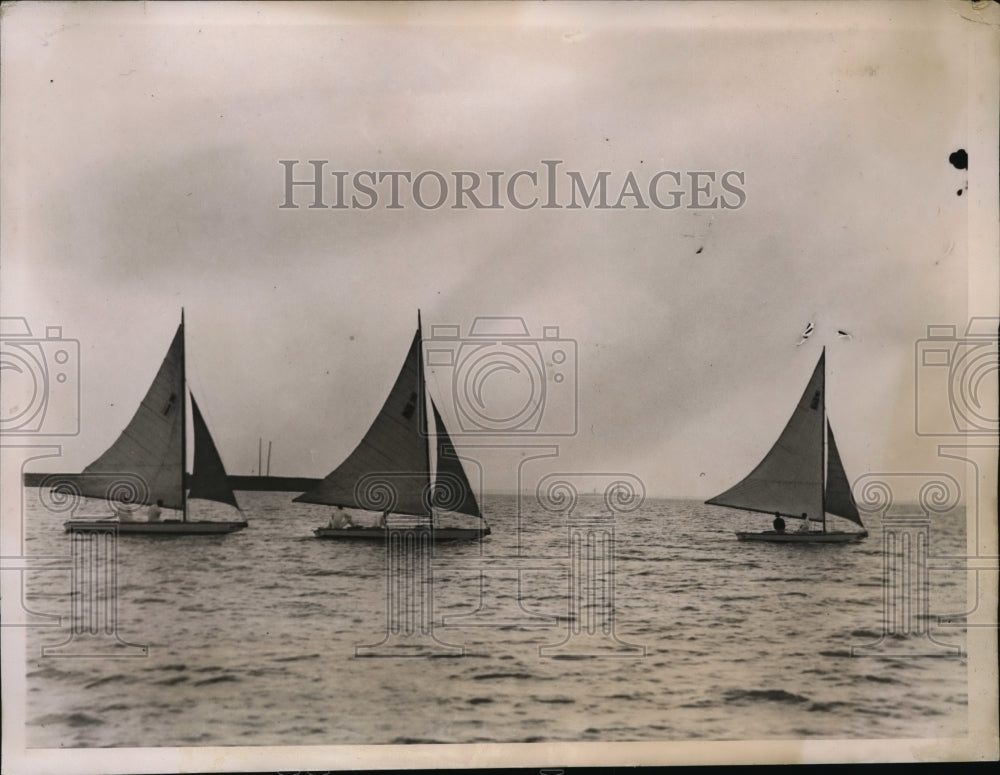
[329,507,354,529]
[377,511,387,529]
[772,513,786,533]
[797,513,810,533]
[112,503,132,522]
[147,499,163,522]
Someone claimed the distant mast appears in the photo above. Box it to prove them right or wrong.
[181,308,187,523]
[418,309,430,522]
[256,438,273,476]
[820,347,827,533]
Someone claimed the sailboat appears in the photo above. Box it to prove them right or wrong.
[63,312,247,535]
[706,349,867,543]
[296,312,489,542]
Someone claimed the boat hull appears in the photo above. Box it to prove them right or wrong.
[63,520,247,535]
[736,530,867,544]
[313,526,490,542]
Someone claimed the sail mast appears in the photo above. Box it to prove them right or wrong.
[181,308,188,523]
[418,309,432,524]
[820,347,826,534]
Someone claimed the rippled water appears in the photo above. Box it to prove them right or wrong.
[21,491,967,747]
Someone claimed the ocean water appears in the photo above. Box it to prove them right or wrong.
[20,491,968,747]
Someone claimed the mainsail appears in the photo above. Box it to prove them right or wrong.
[706,349,864,532]
[431,398,481,518]
[296,318,484,523]
[294,328,431,515]
[824,419,863,526]
[80,324,186,509]
[78,317,241,517]
[188,394,240,509]
[706,352,826,521]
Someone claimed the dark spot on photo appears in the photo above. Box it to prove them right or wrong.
[948,149,967,170]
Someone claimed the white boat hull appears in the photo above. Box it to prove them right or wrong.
[64,519,247,535]
[736,530,867,544]
[313,526,490,542]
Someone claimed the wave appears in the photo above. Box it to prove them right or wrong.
[193,674,240,687]
[473,672,536,681]
[808,700,850,712]
[723,689,810,705]
[26,666,74,681]
[272,653,321,663]
[679,699,716,709]
[154,675,189,686]
[98,703,131,712]
[864,674,900,684]
[34,712,104,728]
[84,674,134,690]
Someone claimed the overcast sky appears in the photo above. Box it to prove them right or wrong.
[2,2,996,498]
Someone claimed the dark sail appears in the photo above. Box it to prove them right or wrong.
[825,419,863,526]
[80,324,185,509]
[431,398,482,518]
[188,393,240,510]
[294,328,431,515]
[706,353,825,521]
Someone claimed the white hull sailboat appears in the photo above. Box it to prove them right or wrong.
[295,312,489,542]
[64,312,247,535]
[706,349,867,544]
